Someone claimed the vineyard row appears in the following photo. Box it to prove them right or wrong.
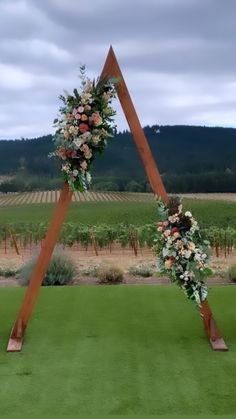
[1,223,236,258]
[0,191,154,206]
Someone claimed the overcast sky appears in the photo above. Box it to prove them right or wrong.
[0,0,236,139]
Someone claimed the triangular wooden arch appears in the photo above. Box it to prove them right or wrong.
[7,46,227,352]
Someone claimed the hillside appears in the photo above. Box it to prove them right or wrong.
[0,125,236,192]
[0,125,236,176]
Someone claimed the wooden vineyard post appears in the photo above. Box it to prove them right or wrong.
[10,230,20,255]
[7,183,72,351]
[7,46,227,351]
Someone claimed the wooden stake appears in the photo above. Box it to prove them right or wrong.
[10,231,20,255]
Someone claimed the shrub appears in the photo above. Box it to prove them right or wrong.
[228,263,236,283]
[128,263,154,277]
[19,252,77,286]
[0,267,19,278]
[82,264,100,277]
[97,265,124,284]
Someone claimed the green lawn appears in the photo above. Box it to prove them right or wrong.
[0,285,236,415]
[0,199,236,228]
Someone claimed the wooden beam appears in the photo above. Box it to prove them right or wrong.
[7,183,72,351]
[100,46,169,203]
[200,299,228,351]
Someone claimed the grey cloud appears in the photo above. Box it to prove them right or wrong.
[0,0,236,138]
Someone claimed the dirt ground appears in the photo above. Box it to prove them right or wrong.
[0,245,235,287]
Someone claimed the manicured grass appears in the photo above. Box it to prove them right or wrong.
[0,285,236,415]
[0,199,236,227]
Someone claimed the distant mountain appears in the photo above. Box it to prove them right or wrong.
[0,125,236,178]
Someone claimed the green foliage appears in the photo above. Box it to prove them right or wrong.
[1,200,236,260]
[0,267,18,277]
[97,265,124,284]
[0,174,63,193]
[228,264,236,283]
[19,252,77,286]
[1,125,236,193]
[1,199,236,228]
[128,263,154,277]
[125,180,143,192]
[92,181,119,191]
[82,264,100,277]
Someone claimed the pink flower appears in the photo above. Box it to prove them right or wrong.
[75,113,81,120]
[81,114,88,121]
[84,104,91,111]
[66,149,77,158]
[81,144,89,153]
[78,106,84,113]
[79,123,89,133]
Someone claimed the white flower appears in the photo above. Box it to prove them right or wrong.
[73,138,83,148]
[162,248,170,257]
[194,253,201,262]
[186,251,191,259]
[168,215,179,223]
[185,211,192,218]
[92,135,101,145]
[73,169,79,176]
[81,93,93,104]
[182,249,192,259]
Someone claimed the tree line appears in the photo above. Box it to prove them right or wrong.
[0,125,236,192]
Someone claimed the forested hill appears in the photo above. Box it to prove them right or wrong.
[0,125,236,177]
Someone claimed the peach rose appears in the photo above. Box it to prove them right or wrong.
[80,160,88,170]
[91,112,103,127]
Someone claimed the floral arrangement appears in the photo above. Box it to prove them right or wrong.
[50,66,117,191]
[155,197,211,306]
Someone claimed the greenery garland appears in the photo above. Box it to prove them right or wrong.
[50,66,117,191]
[155,197,211,306]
